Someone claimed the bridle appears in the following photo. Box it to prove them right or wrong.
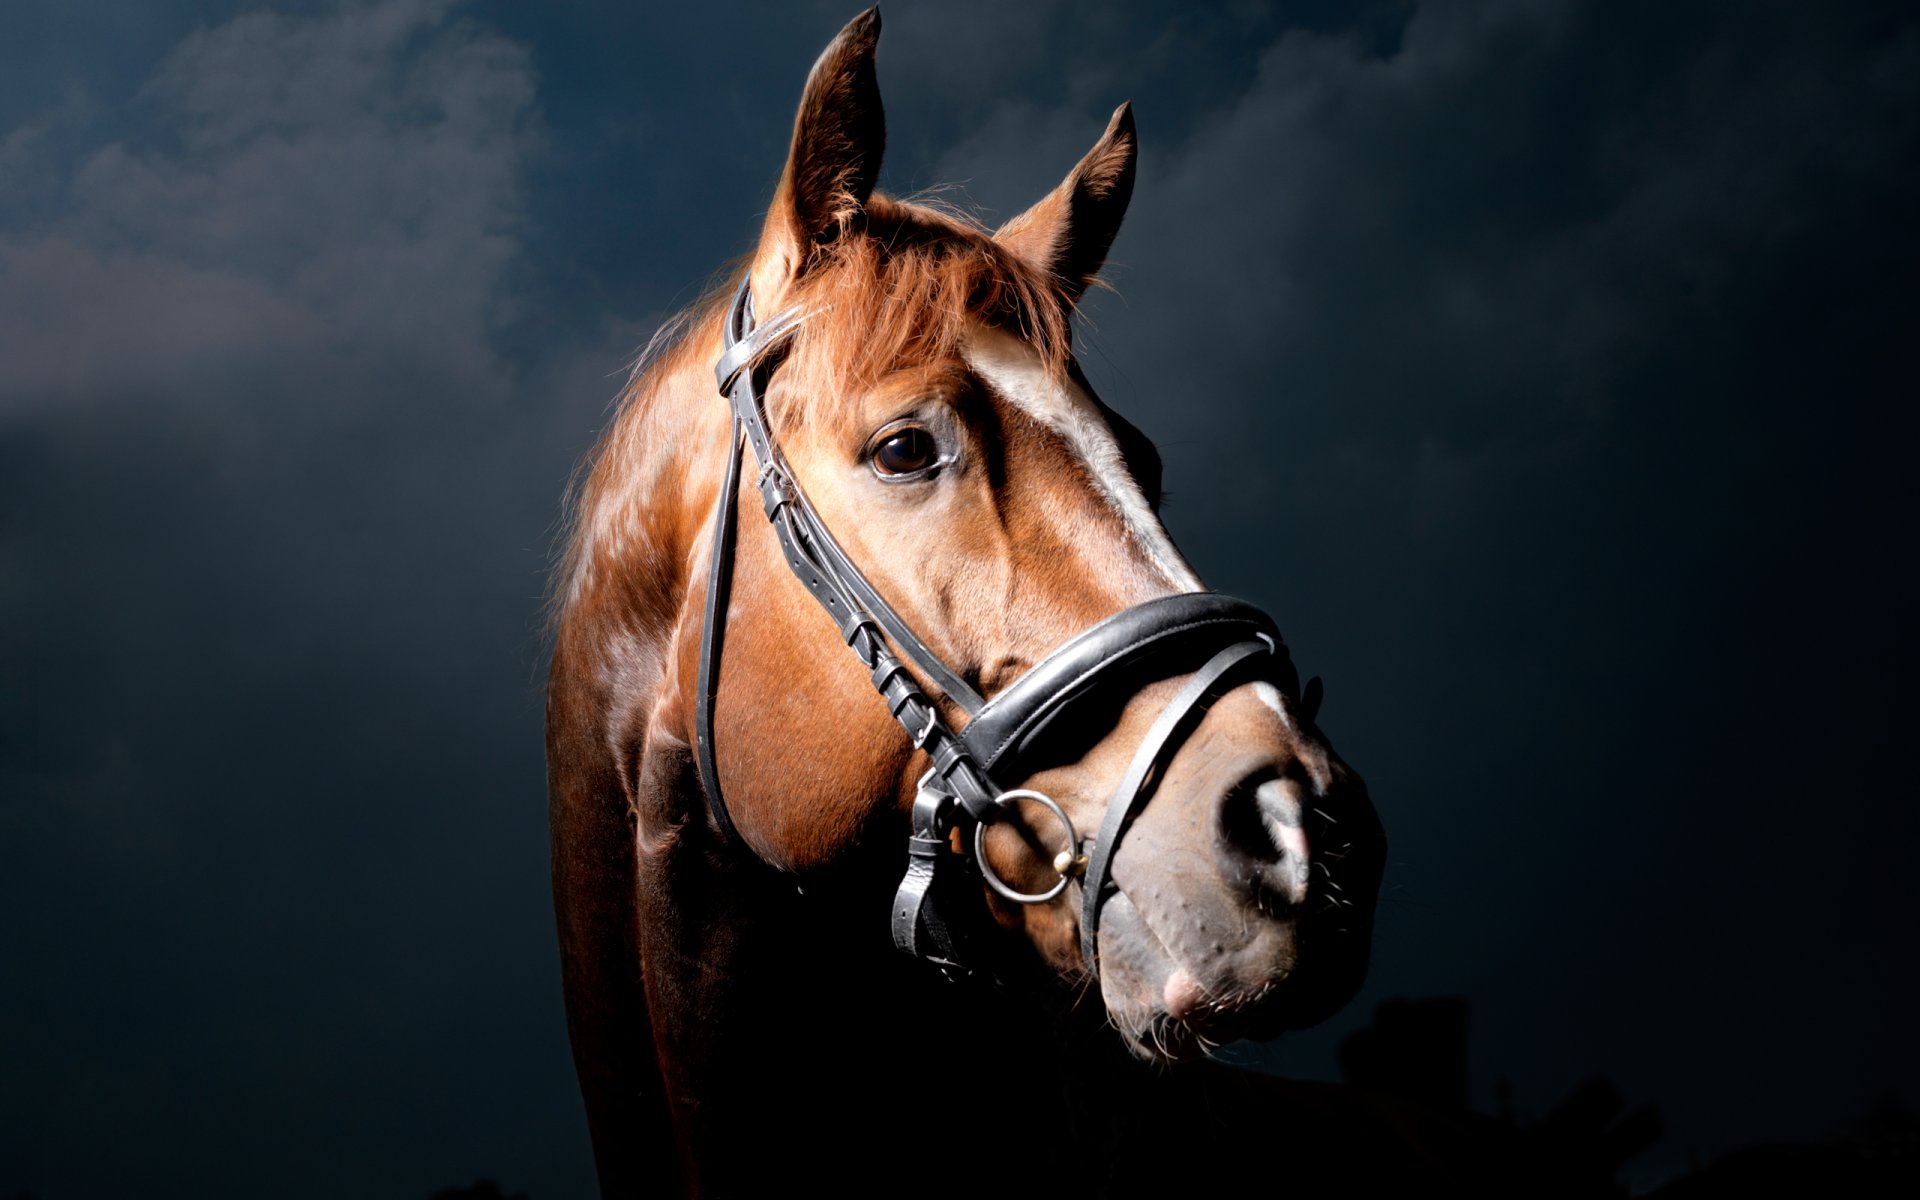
[695,279,1301,980]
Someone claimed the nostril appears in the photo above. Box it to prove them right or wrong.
[1254,776,1305,839]
[1218,777,1276,859]
[1217,773,1312,905]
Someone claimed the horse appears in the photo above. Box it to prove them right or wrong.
[546,10,1386,1195]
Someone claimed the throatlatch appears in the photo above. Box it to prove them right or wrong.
[694,279,1301,981]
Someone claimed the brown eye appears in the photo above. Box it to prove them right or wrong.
[872,428,938,477]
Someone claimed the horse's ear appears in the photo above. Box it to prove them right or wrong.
[751,8,886,307]
[995,103,1137,303]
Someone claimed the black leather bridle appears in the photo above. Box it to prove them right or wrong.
[695,279,1300,980]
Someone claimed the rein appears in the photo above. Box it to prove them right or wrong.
[694,279,1299,980]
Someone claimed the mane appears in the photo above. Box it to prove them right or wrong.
[550,194,1076,627]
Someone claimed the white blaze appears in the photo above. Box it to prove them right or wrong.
[963,327,1204,593]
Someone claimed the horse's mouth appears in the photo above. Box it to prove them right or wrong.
[1095,888,1289,1063]
[1131,979,1293,1063]
[1096,870,1371,1063]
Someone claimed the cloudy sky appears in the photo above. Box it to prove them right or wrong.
[3,1,1915,1195]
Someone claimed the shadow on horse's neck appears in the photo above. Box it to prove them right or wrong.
[633,792,1160,1189]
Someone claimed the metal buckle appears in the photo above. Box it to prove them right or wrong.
[909,703,938,749]
[972,789,1083,905]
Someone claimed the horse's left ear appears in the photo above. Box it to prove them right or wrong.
[751,8,886,308]
[995,103,1137,303]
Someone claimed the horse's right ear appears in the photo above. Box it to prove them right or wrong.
[750,8,886,309]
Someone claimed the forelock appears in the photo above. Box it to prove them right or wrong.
[771,194,1073,422]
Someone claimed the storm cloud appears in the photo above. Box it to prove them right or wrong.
[3,1,1914,1195]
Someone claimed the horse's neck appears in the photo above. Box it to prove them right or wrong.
[564,321,730,664]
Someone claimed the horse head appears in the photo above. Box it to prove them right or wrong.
[549,10,1385,1187]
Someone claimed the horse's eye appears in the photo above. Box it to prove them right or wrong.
[872,428,938,478]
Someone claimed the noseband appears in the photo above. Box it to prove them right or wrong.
[695,280,1300,980]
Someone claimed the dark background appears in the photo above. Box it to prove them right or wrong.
[3,1,1914,1195]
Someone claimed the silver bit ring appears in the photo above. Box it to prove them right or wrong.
[972,789,1079,905]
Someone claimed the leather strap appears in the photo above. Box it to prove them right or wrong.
[891,779,978,973]
[697,279,994,852]
[693,420,747,843]
[1078,638,1275,976]
[715,281,985,714]
[962,593,1289,774]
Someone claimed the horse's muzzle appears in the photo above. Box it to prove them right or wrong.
[1095,729,1385,1061]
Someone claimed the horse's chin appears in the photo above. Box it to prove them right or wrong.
[1094,891,1296,1064]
